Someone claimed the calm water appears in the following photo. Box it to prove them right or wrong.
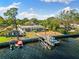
[0,38,79,59]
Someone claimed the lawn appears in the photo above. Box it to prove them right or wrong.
[26,32,38,38]
[0,37,11,43]
[25,31,62,38]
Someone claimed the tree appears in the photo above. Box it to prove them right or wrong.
[0,16,5,26]
[46,17,60,31]
[30,18,39,25]
[58,8,79,34]
[59,9,79,23]
[4,8,18,19]
[4,8,19,40]
[6,18,13,25]
[4,8,18,28]
[70,9,79,23]
[22,18,29,25]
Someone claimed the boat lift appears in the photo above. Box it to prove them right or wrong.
[37,34,79,47]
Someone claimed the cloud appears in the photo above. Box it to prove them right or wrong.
[56,7,71,15]
[63,7,70,10]
[41,0,74,4]
[0,2,54,20]
[17,12,38,19]
[17,8,54,20]
[17,7,79,20]
[57,7,79,15]
[62,7,71,13]
[17,11,54,20]
[0,2,21,13]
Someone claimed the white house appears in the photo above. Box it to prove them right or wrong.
[18,25,45,32]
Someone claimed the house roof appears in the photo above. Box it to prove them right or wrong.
[19,25,44,29]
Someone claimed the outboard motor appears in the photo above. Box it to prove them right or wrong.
[9,41,15,50]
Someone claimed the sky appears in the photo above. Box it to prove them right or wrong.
[0,0,79,20]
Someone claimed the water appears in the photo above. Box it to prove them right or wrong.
[0,38,79,59]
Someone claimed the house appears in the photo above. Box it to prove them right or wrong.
[70,23,79,28]
[5,24,45,37]
[6,30,21,37]
[18,25,45,32]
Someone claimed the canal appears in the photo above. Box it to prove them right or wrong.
[0,38,79,59]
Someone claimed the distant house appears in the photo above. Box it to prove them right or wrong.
[70,23,79,28]
[6,30,19,37]
[18,25,45,32]
[5,24,45,36]
[60,25,65,28]
[6,30,25,37]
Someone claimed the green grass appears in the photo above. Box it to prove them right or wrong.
[0,37,11,43]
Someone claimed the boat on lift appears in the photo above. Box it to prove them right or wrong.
[41,36,60,46]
